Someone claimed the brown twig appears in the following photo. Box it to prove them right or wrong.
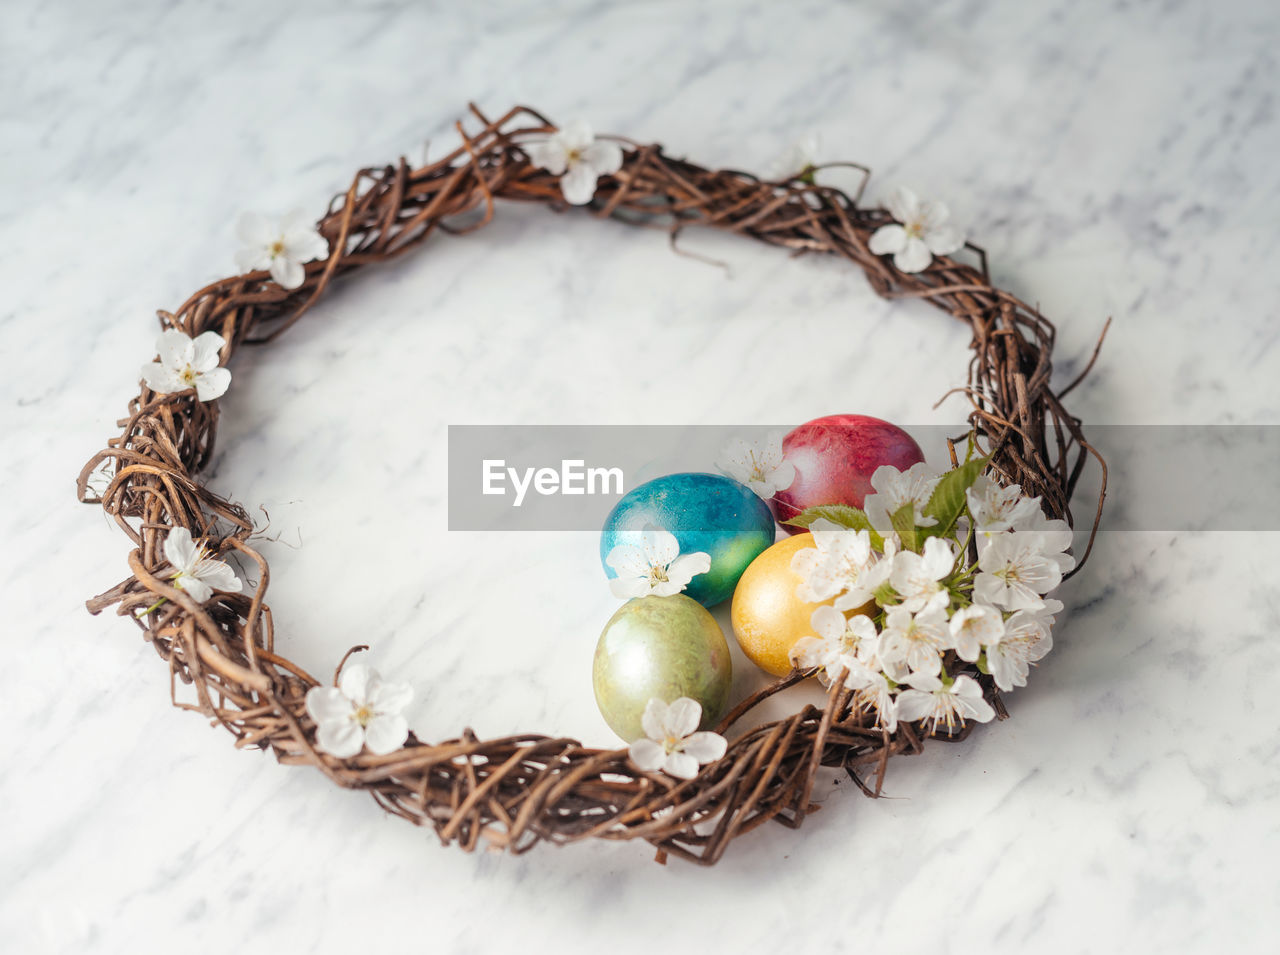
[77,103,1105,867]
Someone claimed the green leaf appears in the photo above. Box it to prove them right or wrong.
[921,455,990,539]
[889,501,919,552]
[783,504,884,550]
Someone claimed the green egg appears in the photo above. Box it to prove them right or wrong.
[592,594,733,742]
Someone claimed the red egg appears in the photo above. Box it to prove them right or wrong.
[774,414,925,533]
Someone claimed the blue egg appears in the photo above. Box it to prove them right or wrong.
[600,473,777,607]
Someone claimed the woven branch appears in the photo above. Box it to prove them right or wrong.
[76,104,1107,866]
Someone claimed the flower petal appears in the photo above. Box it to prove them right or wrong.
[848,614,878,642]
[868,223,906,255]
[809,604,845,640]
[141,361,183,394]
[716,442,752,484]
[369,679,413,715]
[629,738,665,771]
[270,256,306,290]
[921,536,956,577]
[235,247,272,273]
[156,328,193,368]
[986,650,1019,692]
[681,731,727,764]
[769,459,796,492]
[194,366,231,402]
[188,331,226,372]
[950,674,983,700]
[789,545,822,579]
[174,574,213,603]
[965,696,996,723]
[916,198,949,231]
[558,119,594,151]
[363,714,409,755]
[193,558,241,594]
[581,139,623,177]
[162,527,199,571]
[641,528,681,568]
[559,162,599,205]
[284,227,329,264]
[663,697,702,738]
[605,542,649,578]
[894,688,936,724]
[527,140,568,175]
[609,576,651,598]
[894,237,933,273]
[305,686,352,724]
[664,751,700,780]
[339,663,376,705]
[316,720,363,759]
[887,186,920,224]
[636,698,667,742]
[790,635,826,669]
[667,551,711,583]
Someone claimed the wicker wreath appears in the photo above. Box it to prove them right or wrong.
[76,104,1107,866]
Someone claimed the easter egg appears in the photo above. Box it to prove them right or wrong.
[600,472,776,607]
[774,414,924,533]
[731,533,836,676]
[592,594,733,742]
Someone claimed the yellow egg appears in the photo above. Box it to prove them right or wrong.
[730,533,834,677]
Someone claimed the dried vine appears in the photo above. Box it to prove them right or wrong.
[77,104,1106,866]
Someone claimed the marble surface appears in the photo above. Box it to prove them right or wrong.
[3,1,1279,952]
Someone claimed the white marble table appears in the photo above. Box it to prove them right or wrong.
[3,1,1278,952]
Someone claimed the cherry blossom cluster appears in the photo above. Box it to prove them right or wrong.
[788,462,1074,735]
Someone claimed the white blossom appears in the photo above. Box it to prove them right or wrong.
[162,527,242,603]
[985,599,1060,691]
[864,463,940,536]
[766,131,821,180]
[790,606,879,684]
[628,697,727,779]
[717,432,795,500]
[948,603,1004,663]
[1014,508,1078,576]
[889,536,956,612]
[868,186,965,273]
[527,119,624,205]
[141,329,231,401]
[895,673,995,733]
[878,603,950,679]
[974,533,1065,611]
[605,526,710,598]
[235,210,329,290]
[966,475,1041,537]
[791,521,894,611]
[844,664,899,734]
[304,663,413,759]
